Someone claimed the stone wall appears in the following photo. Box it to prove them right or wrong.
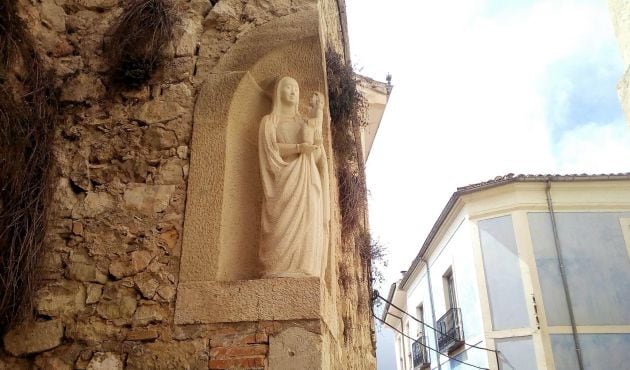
[0,0,376,369]
[609,0,630,128]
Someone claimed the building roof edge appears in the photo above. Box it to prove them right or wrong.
[398,173,630,289]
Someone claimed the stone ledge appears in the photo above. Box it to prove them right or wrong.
[175,277,323,324]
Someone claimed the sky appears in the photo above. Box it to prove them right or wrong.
[344,0,630,368]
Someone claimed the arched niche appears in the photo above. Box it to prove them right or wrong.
[179,3,337,285]
[217,38,328,281]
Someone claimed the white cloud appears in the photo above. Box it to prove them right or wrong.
[350,0,627,290]
[348,0,630,364]
[555,121,630,173]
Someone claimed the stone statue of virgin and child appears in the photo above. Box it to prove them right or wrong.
[258,76,330,279]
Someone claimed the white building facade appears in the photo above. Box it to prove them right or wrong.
[382,174,630,370]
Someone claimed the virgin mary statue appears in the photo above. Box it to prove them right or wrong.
[258,76,330,278]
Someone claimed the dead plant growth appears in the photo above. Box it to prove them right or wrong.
[336,164,366,236]
[325,49,368,238]
[0,0,33,71]
[107,0,176,89]
[326,49,386,316]
[357,231,385,282]
[0,0,57,334]
[338,262,352,291]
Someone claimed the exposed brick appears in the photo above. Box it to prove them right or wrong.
[208,356,265,370]
[126,328,159,341]
[210,344,267,358]
[209,333,268,348]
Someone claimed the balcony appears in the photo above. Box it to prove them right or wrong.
[411,336,430,369]
[436,308,464,352]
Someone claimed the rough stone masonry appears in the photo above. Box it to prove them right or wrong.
[0,0,376,369]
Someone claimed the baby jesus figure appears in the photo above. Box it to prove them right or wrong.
[302,92,324,147]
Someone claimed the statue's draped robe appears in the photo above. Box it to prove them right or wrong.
[258,114,330,278]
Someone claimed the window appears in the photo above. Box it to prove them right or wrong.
[443,268,458,309]
[399,336,405,370]
[416,304,424,337]
[438,267,464,352]
[405,322,411,369]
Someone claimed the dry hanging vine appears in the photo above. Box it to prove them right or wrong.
[325,49,368,238]
[107,0,176,89]
[0,0,57,334]
[326,49,387,315]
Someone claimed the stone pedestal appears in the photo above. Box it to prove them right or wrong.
[175,277,328,325]
[175,277,340,369]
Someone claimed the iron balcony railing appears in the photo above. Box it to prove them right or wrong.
[411,335,430,369]
[437,308,464,352]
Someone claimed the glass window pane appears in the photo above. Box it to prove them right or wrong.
[479,215,530,330]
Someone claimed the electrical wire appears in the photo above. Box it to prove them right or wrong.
[373,314,490,370]
[374,290,498,354]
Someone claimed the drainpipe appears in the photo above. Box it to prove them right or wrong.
[545,180,584,370]
[422,257,442,370]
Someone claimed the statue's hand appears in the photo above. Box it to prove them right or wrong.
[298,143,318,154]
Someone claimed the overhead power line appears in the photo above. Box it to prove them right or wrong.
[373,290,498,354]
[373,314,490,370]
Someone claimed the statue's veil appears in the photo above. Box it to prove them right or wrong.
[270,76,300,118]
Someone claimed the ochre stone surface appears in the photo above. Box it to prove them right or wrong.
[175,278,322,324]
[268,327,322,370]
[0,0,376,368]
[3,320,64,356]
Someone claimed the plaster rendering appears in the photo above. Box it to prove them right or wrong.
[258,77,330,278]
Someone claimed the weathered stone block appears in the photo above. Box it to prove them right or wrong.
[97,283,137,320]
[86,283,103,304]
[155,159,183,185]
[163,83,194,108]
[67,261,108,283]
[71,192,115,219]
[35,280,86,317]
[158,228,180,254]
[66,318,123,345]
[134,101,185,125]
[60,74,106,103]
[268,327,321,370]
[143,127,179,150]
[0,356,31,369]
[131,250,153,272]
[123,184,175,214]
[3,320,64,356]
[52,178,79,218]
[156,285,176,302]
[40,251,64,280]
[54,56,83,77]
[134,272,160,299]
[108,260,133,280]
[60,0,118,11]
[40,0,66,32]
[33,344,83,370]
[132,303,166,327]
[125,340,208,370]
[86,352,122,370]
[175,19,201,57]
[33,355,72,370]
[177,145,189,159]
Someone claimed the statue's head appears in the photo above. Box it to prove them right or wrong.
[272,76,300,116]
[310,92,324,110]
